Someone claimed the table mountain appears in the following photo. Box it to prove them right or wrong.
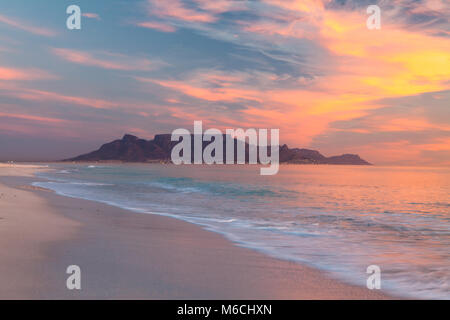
[64,134,371,165]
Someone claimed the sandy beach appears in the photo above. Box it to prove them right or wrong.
[0,164,392,299]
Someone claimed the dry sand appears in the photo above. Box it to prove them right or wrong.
[0,164,79,299]
[0,164,393,299]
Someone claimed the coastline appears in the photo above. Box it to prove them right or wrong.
[0,164,394,299]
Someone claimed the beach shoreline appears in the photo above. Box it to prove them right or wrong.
[0,164,394,299]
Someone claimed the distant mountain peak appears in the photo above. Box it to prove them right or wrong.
[122,134,139,141]
[64,134,372,165]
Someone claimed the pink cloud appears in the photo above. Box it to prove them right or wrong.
[137,21,176,32]
[0,80,119,110]
[0,14,56,37]
[148,0,216,23]
[0,79,165,116]
[0,112,69,124]
[51,48,160,71]
[0,66,56,81]
[0,82,163,115]
[193,0,247,14]
[82,13,101,20]
[0,118,83,140]
[137,75,261,103]
[16,89,119,110]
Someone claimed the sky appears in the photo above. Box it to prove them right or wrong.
[0,0,449,165]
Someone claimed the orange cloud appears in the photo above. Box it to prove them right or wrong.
[2,0,447,165]
[317,11,450,101]
[224,2,450,155]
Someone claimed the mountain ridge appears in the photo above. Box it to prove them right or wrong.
[64,134,372,165]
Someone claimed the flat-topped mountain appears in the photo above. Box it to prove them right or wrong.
[64,134,371,165]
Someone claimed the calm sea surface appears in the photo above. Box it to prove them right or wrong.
[34,164,450,299]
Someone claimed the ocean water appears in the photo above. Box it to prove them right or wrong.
[34,164,449,299]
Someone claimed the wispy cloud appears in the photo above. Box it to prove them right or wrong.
[0,66,56,81]
[0,112,69,124]
[14,88,120,110]
[136,70,262,103]
[82,13,101,20]
[1,0,449,164]
[147,0,216,23]
[51,48,162,71]
[136,21,176,32]
[0,13,56,37]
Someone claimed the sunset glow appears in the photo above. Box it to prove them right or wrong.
[0,0,449,164]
